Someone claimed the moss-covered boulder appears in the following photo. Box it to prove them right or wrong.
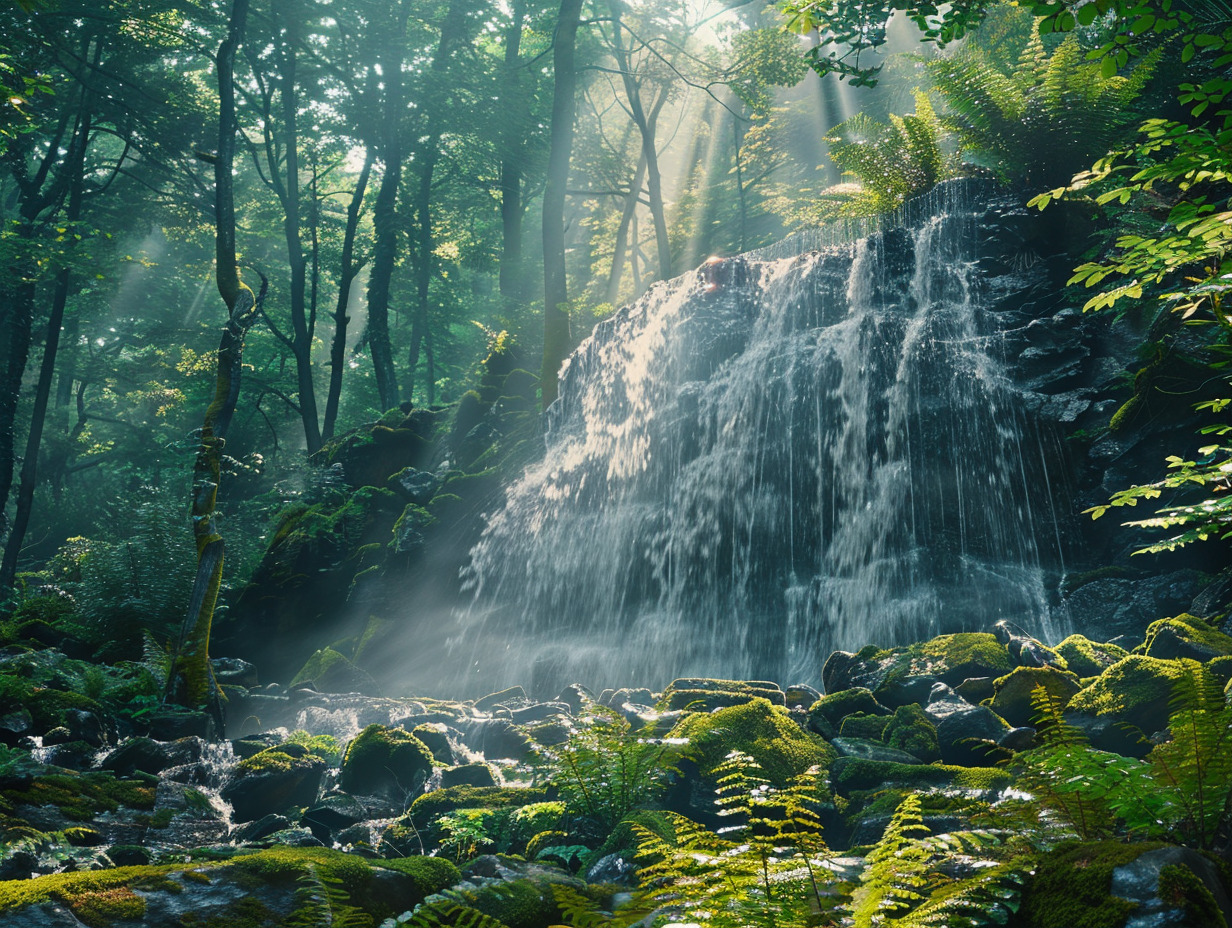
[1054,634,1129,678]
[440,763,500,788]
[1016,841,1170,928]
[657,678,785,712]
[838,712,892,741]
[882,703,941,762]
[290,648,380,696]
[0,846,459,928]
[985,665,1083,728]
[807,687,889,738]
[828,757,1011,795]
[667,697,832,786]
[1066,655,1194,750]
[823,634,1013,709]
[339,725,434,803]
[221,743,326,823]
[381,786,550,854]
[1141,614,1232,662]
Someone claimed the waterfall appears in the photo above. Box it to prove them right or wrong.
[456,182,1066,695]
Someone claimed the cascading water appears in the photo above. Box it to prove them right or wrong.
[457,182,1069,694]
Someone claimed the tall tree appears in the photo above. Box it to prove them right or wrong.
[167,0,260,728]
[541,0,584,407]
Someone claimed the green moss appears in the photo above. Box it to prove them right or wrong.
[1067,655,1192,734]
[0,674,105,731]
[64,885,146,927]
[283,730,342,765]
[0,864,180,916]
[526,830,568,860]
[1054,635,1130,678]
[1158,863,1227,928]
[919,633,1013,684]
[986,666,1083,728]
[808,687,887,736]
[405,786,550,831]
[340,724,434,798]
[882,704,941,762]
[668,697,833,786]
[839,712,891,741]
[148,808,175,829]
[469,878,556,928]
[289,647,377,695]
[236,743,321,777]
[1141,613,1232,659]
[657,678,784,712]
[3,771,155,822]
[1016,841,1167,928]
[829,757,1011,794]
[370,855,460,900]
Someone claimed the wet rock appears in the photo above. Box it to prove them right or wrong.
[440,763,499,788]
[1111,846,1232,928]
[924,685,1010,766]
[339,724,434,803]
[389,466,439,503]
[986,666,1082,728]
[808,687,889,737]
[211,656,259,687]
[554,683,594,714]
[998,726,1036,751]
[830,737,924,764]
[785,683,822,710]
[603,687,655,708]
[0,708,33,746]
[1062,571,1206,644]
[474,685,527,711]
[657,678,785,712]
[302,792,369,833]
[232,813,291,843]
[457,717,535,760]
[221,743,326,823]
[587,853,637,885]
[103,736,204,777]
[145,707,214,741]
[510,702,571,724]
[1141,614,1232,662]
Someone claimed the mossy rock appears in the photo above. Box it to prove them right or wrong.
[0,846,458,927]
[1016,840,1169,928]
[986,665,1083,728]
[290,648,380,696]
[340,725,433,802]
[390,503,437,556]
[1158,862,1228,928]
[828,757,1011,795]
[823,634,1012,706]
[222,744,326,823]
[807,687,889,738]
[0,674,105,735]
[467,877,559,928]
[882,703,941,763]
[920,633,1014,685]
[838,712,891,741]
[1141,614,1232,662]
[657,678,785,712]
[405,786,550,832]
[1054,635,1129,678]
[441,763,500,789]
[667,697,832,786]
[1066,655,1196,740]
[0,770,156,825]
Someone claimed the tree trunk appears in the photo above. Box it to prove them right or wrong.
[0,162,85,591]
[608,6,671,280]
[605,149,647,306]
[276,14,322,452]
[364,7,409,412]
[167,0,257,732]
[541,0,583,408]
[322,148,372,442]
[498,0,527,302]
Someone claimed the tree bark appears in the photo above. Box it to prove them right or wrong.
[498,0,527,302]
[322,148,372,442]
[608,5,672,281]
[363,4,410,412]
[167,0,257,732]
[541,0,584,408]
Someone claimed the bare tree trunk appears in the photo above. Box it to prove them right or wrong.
[541,0,583,408]
[608,5,671,280]
[322,148,372,441]
[498,0,528,302]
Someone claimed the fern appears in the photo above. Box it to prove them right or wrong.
[549,884,654,928]
[286,863,372,928]
[538,710,679,831]
[821,91,952,217]
[852,793,932,927]
[1137,659,1232,849]
[927,8,1161,187]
